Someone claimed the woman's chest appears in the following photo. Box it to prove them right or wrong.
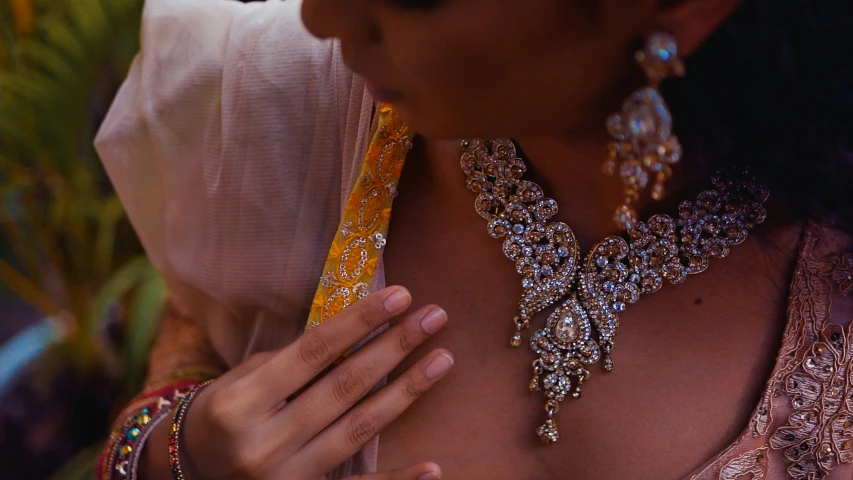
[375,160,791,479]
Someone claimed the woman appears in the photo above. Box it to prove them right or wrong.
[94,0,852,479]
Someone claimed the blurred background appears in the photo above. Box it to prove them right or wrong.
[0,0,167,477]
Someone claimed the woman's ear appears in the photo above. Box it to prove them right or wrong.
[653,0,743,56]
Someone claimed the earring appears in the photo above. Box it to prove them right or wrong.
[603,32,686,230]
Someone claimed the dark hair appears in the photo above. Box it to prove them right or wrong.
[665,0,853,226]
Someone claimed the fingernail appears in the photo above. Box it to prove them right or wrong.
[384,288,411,314]
[420,308,447,334]
[418,473,440,480]
[425,353,454,380]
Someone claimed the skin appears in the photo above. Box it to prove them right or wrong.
[140,1,803,479]
[298,0,801,478]
[378,144,799,479]
[140,287,454,480]
[300,0,742,140]
[301,0,744,245]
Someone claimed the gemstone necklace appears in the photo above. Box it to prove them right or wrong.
[460,139,769,443]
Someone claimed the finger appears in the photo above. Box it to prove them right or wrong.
[344,462,442,480]
[234,286,412,411]
[280,305,448,445]
[218,351,276,384]
[198,351,276,406]
[297,349,454,476]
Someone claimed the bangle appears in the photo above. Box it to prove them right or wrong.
[99,380,208,480]
[168,380,215,480]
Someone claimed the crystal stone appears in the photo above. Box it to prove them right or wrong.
[606,114,626,141]
[537,419,560,444]
[555,314,579,343]
[627,104,657,139]
[614,205,638,230]
[647,33,678,62]
[620,160,650,188]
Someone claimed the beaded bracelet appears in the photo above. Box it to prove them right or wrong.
[99,378,209,480]
[168,380,215,480]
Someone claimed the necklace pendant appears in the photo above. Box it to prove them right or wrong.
[536,418,560,444]
[537,399,562,444]
[528,298,601,442]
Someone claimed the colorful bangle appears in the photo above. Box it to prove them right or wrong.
[168,380,215,480]
[99,380,206,480]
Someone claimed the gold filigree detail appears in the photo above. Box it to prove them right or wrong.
[307,105,412,329]
[718,447,769,480]
[339,237,369,282]
[603,32,686,230]
[323,287,353,322]
[358,187,384,231]
[768,324,853,477]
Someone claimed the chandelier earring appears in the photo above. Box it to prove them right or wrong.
[604,32,686,230]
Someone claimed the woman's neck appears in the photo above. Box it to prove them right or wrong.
[513,134,631,247]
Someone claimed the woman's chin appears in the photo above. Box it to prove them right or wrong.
[386,102,448,138]
[389,103,486,140]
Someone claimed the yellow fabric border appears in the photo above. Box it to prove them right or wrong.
[306,105,413,329]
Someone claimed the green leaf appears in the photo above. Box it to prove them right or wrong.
[68,0,111,46]
[85,255,150,338]
[38,15,87,64]
[123,266,166,391]
[0,69,62,107]
[94,195,127,278]
[48,442,103,480]
[21,41,80,87]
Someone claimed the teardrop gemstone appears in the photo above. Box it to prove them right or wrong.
[555,314,579,343]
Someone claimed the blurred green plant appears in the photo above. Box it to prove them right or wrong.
[0,0,163,474]
[48,443,105,480]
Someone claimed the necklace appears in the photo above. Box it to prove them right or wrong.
[460,139,769,443]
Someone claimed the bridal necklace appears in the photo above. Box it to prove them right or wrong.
[460,139,769,443]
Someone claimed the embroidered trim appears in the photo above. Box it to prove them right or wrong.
[718,447,769,480]
[306,105,413,328]
[832,253,853,295]
[745,222,853,479]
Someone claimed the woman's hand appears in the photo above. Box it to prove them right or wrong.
[142,286,451,480]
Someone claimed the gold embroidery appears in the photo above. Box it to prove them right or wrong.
[769,324,853,477]
[832,253,853,295]
[746,222,853,479]
[719,447,769,480]
[339,237,369,282]
[359,188,383,231]
[307,105,413,328]
[323,287,353,321]
[683,222,853,480]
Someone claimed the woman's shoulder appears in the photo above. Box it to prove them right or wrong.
[98,0,370,153]
[95,0,375,347]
